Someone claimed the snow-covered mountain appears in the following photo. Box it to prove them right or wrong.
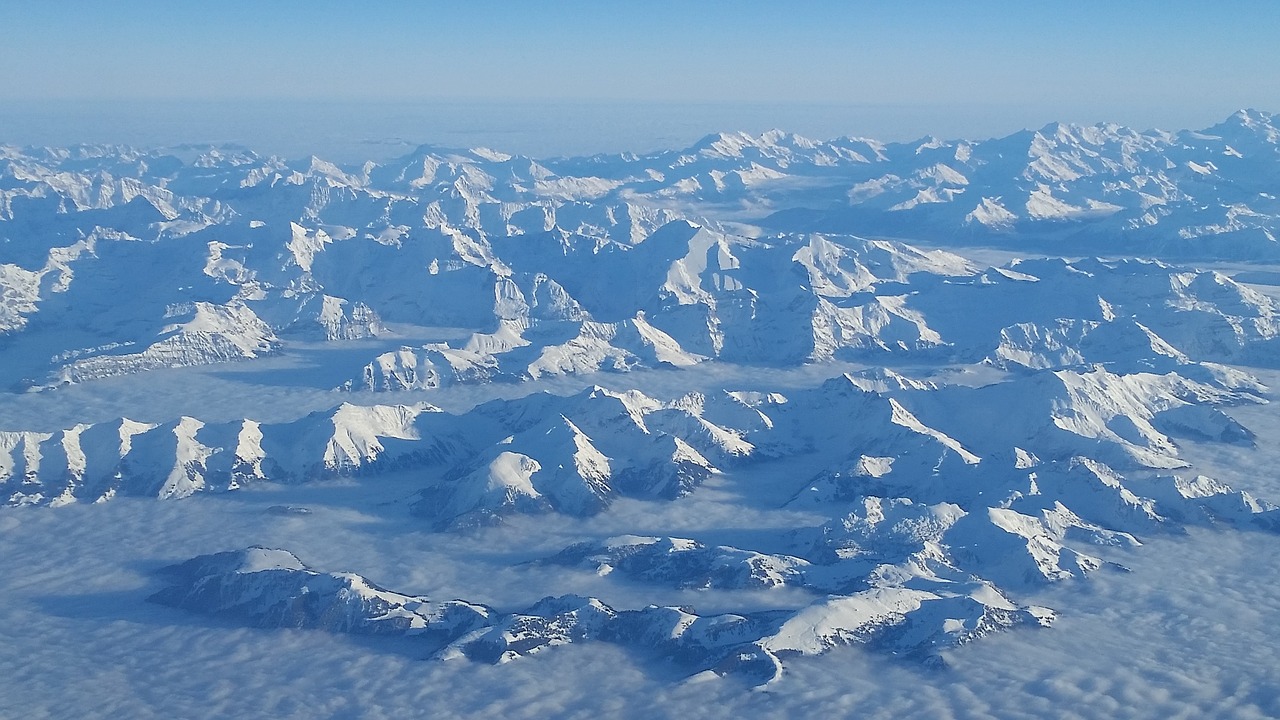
[5,115,1280,688]
[0,387,742,514]
[150,545,1053,685]
[154,428,1280,687]
[5,114,1280,388]
[11,357,1278,681]
[6,208,1276,393]
[5,111,1277,275]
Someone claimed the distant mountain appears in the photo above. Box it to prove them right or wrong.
[5,111,1280,389]
[16,112,1278,258]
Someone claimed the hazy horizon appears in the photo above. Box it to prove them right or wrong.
[1,97,1270,162]
[5,2,1279,160]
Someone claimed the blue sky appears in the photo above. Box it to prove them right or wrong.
[2,1,1277,151]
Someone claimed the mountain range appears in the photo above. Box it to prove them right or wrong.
[3,113,1280,684]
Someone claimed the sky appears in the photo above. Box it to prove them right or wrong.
[2,1,1279,155]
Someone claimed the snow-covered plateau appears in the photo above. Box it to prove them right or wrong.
[3,113,1280,718]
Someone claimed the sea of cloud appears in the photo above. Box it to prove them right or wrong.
[1,478,1277,719]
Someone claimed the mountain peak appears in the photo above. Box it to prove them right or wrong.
[1229,108,1275,126]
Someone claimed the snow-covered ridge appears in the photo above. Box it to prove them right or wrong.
[332,230,1278,392]
[2,364,1268,527]
[5,111,1277,275]
[7,228,1275,395]
[156,421,1280,686]
[0,386,746,518]
[150,545,1053,685]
